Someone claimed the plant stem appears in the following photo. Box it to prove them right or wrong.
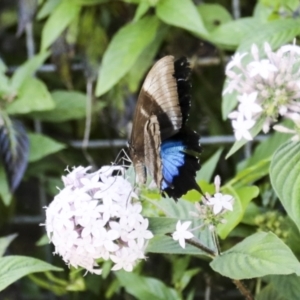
[233,279,254,300]
[185,237,216,258]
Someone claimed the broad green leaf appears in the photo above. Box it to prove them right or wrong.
[238,19,300,53]
[0,256,62,292]
[197,3,232,32]
[10,52,49,91]
[217,186,259,239]
[115,270,179,300]
[30,90,101,122]
[270,141,300,231]
[267,274,300,300]
[41,0,81,51]
[196,148,223,183]
[0,234,17,257]
[241,202,262,225]
[28,133,66,162]
[210,17,261,50]
[7,78,55,114]
[156,0,208,38]
[0,165,12,206]
[126,25,168,92]
[253,2,274,21]
[226,117,265,158]
[148,217,178,235]
[210,232,300,280]
[222,86,238,120]
[96,16,159,96]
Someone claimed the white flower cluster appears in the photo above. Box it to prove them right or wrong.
[44,166,153,274]
[225,42,300,141]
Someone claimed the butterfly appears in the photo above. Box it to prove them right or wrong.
[129,56,201,200]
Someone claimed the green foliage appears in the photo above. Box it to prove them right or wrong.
[96,16,160,96]
[0,255,62,292]
[28,133,66,162]
[270,141,300,232]
[211,232,300,280]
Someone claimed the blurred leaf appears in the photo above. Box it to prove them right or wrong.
[115,270,179,300]
[226,117,265,158]
[197,3,232,32]
[37,0,60,20]
[17,0,37,36]
[270,141,300,232]
[126,25,168,92]
[210,232,300,280]
[253,2,274,21]
[179,268,201,292]
[266,274,300,300]
[217,186,259,239]
[0,117,29,191]
[222,86,238,120]
[210,17,261,50]
[244,130,290,167]
[238,19,300,53]
[0,166,12,206]
[196,148,223,183]
[256,284,286,300]
[156,0,208,38]
[0,256,62,292]
[10,52,49,91]
[35,234,48,247]
[30,90,102,122]
[41,0,81,51]
[133,2,150,22]
[96,16,160,96]
[0,234,17,257]
[28,133,66,162]
[242,202,261,225]
[7,78,55,114]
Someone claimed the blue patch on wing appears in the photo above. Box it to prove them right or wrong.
[160,140,185,190]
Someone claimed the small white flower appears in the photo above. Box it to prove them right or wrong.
[247,59,278,79]
[237,92,262,120]
[172,221,194,249]
[206,193,233,215]
[127,218,154,246]
[226,52,248,72]
[232,115,255,141]
[110,247,138,272]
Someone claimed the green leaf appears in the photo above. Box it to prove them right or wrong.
[126,25,168,92]
[266,274,300,300]
[196,148,223,183]
[41,0,81,51]
[115,270,179,300]
[270,141,300,231]
[10,52,50,91]
[238,19,300,53]
[222,86,238,120]
[7,78,55,114]
[96,16,160,96]
[256,284,286,300]
[197,3,232,33]
[210,17,261,50]
[0,255,62,292]
[217,186,259,239]
[133,1,150,22]
[37,0,61,20]
[210,232,300,280]
[226,116,265,158]
[30,90,99,122]
[0,234,17,257]
[28,133,66,162]
[156,0,208,38]
[0,165,12,206]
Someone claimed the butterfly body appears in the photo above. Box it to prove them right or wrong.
[129,56,201,200]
